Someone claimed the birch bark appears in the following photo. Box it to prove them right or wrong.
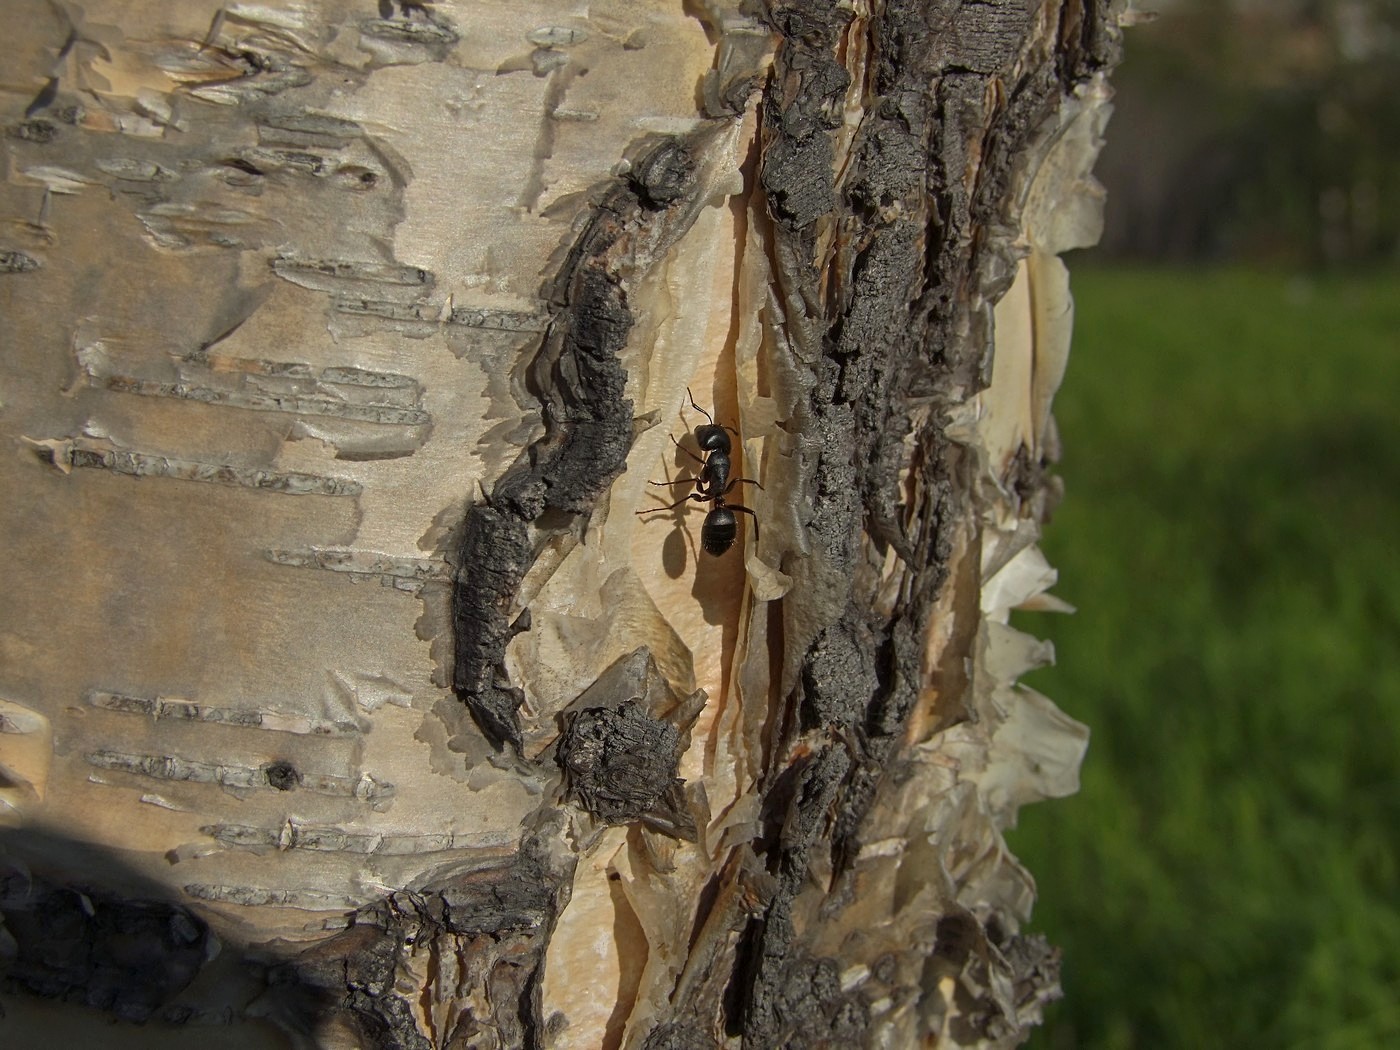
[0,2,1118,1046]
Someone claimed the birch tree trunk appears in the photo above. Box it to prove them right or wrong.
[0,1,1118,1047]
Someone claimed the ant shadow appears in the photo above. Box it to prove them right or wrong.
[654,453,750,627]
[643,437,705,581]
[661,517,696,579]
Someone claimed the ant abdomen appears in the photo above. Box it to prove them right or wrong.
[700,507,737,556]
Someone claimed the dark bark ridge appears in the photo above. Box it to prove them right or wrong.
[451,130,734,753]
[430,125,748,1049]
[556,702,689,831]
[551,646,706,841]
[726,2,1120,1047]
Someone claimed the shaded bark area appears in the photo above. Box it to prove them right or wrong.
[0,866,209,1021]
[283,841,568,1050]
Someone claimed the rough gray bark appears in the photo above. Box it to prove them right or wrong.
[0,1,1118,1047]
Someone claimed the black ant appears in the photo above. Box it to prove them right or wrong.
[637,389,760,556]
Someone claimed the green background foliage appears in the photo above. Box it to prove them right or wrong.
[1098,1,1400,265]
[1011,267,1400,1048]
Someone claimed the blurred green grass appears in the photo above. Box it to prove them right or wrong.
[1010,267,1400,1049]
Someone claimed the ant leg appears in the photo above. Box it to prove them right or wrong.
[637,490,711,517]
[723,478,764,494]
[649,476,699,488]
[670,434,706,466]
[636,493,695,516]
[728,504,760,545]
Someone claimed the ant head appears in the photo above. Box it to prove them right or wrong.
[694,423,731,453]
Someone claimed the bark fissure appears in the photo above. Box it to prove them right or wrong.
[723,1,1121,1045]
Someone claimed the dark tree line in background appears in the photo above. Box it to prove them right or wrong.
[1098,0,1400,266]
